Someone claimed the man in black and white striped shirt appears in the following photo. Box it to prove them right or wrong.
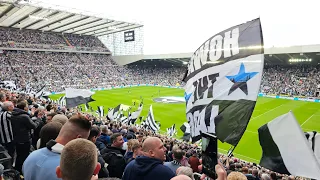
[0,101,15,158]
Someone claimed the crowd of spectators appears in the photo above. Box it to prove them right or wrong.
[0,89,304,180]
[0,27,65,45]
[0,27,109,52]
[0,50,185,92]
[63,34,106,49]
[260,65,320,97]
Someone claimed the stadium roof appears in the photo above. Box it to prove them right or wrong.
[122,44,320,66]
[0,0,143,36]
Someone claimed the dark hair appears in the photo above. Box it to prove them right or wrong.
[40,122,63,148]
[270,172,277,180]
[34,110,39,117]
[47,112,57,118]
[173,149,184,161]
[16,101,27,110]
[229,164,236,171]
[46,104,52,111]
[126,134,134,140]
[110,133,122,144]
[88,126,100,140]
[69,114,92,131]
[0,93,4,101]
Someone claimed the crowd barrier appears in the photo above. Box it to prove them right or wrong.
[258,93,320,103]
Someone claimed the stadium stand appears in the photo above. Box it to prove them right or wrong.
[0,3,317,180]
[261,65,320,97]
[0,27,109,52]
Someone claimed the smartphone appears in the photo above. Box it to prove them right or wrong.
[201,132,218,179]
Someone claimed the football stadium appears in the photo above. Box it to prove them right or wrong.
[0,0,320,180]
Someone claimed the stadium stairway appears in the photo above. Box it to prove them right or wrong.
[62,35,73,47]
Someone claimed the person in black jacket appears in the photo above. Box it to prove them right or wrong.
[101,133,126,178]
[11,101,42,173]
[88,126,109,178]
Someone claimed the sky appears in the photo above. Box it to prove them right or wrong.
[33,0,320,55]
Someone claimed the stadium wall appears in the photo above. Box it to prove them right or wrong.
[258,93,320,102]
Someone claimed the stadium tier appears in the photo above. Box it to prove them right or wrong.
[0,27,110,52]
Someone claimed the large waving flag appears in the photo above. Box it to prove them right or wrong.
[258,112,320,179]
[65,88,95,108]
[183,18,264,144]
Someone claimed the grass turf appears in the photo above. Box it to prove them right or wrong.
[50,86,320,163]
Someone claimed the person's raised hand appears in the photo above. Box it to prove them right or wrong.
[199,161,227,180]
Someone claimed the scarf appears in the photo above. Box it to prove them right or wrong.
[46,140,64,154]
[172,160,181,166]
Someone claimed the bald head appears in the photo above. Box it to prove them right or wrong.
[142,137,167,161]
[2,101,14,111]
[55,115,91,146]
[170,175,192,180]
[142,137,161,152]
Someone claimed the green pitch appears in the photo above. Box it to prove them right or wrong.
[50,86,320,163]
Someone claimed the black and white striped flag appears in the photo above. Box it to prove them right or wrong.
[96,106,104,118]
[258,111,320,178]
[144,105,160,132]
[107,104,121,120]
[305,131,320,163]
[167,124,176,137]
[58,96,66,107]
